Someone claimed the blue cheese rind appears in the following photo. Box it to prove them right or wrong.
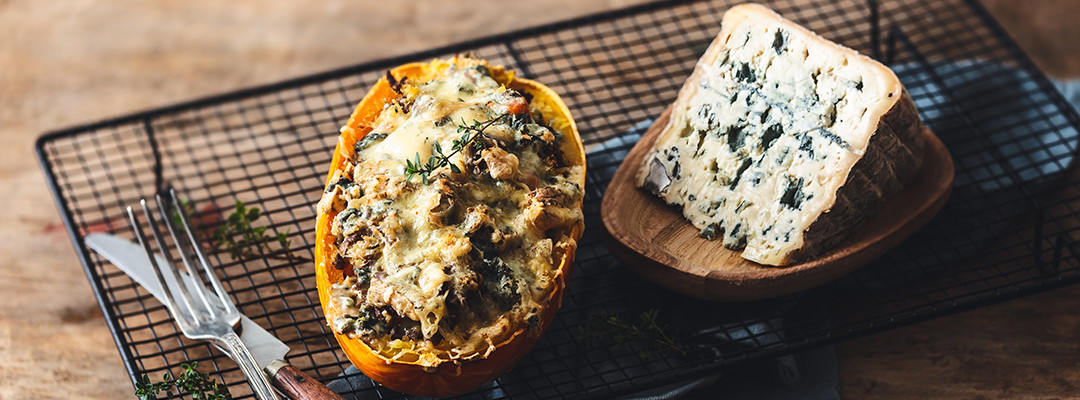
[636,3,924,266]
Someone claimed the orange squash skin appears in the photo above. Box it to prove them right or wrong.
[315,61,584,398]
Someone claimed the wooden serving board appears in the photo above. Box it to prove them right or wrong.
[601,106,955,301]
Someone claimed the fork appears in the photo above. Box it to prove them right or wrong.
[126,189,280,400]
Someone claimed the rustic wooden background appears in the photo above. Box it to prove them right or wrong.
[1,0,1078,399]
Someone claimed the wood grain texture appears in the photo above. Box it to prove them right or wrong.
[272,364,346,400]
[602,107,954,301]
[980,0,1080,79]
[1,0,1078,399]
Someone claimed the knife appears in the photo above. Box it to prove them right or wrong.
[86,233,344,400]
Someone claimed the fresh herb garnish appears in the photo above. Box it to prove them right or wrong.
[212,200,303,262]
[577,308,686,358]
[135,362,232,400]
[404,113,508,184]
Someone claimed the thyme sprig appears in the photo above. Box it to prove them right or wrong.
[577,308,686,359]
[172,199,305,262]
[135,362,232,400]
[212,201,305,262]
[404,113,509,184]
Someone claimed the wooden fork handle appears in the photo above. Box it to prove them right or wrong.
[266,360,346,400]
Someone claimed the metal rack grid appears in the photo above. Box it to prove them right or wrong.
[34,0,1080,398]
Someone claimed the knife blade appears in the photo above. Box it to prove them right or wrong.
[86,233,344,400]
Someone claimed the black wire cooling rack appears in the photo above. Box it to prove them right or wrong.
[35,0,1080,398]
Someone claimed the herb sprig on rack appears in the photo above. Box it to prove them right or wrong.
[135,362,232,400]
[173,199,306,263]
[213,200,299,262]
[577,308,686,358]
[404,113,508,184]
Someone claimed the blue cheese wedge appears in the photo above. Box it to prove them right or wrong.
[637,3,924,266]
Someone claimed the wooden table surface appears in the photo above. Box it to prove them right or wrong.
[2,1,1078,399]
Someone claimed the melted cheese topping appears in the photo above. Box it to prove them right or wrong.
[319,58,583,366]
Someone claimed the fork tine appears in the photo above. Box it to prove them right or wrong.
[154,191,219,320]
[128,200,198,325]
[166,188,238,316]
[140,198,203,322]
[141,197,206,322]
[128,194,282,400]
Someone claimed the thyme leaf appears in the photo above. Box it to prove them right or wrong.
[134,362,232,400]
[576,308,686,359]
[403,113,508,184]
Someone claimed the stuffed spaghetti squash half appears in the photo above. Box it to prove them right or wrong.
[315,55,585,397]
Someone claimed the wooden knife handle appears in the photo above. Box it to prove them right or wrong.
[267,360,346,400]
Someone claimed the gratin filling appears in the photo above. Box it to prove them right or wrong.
[317,57,583,367]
